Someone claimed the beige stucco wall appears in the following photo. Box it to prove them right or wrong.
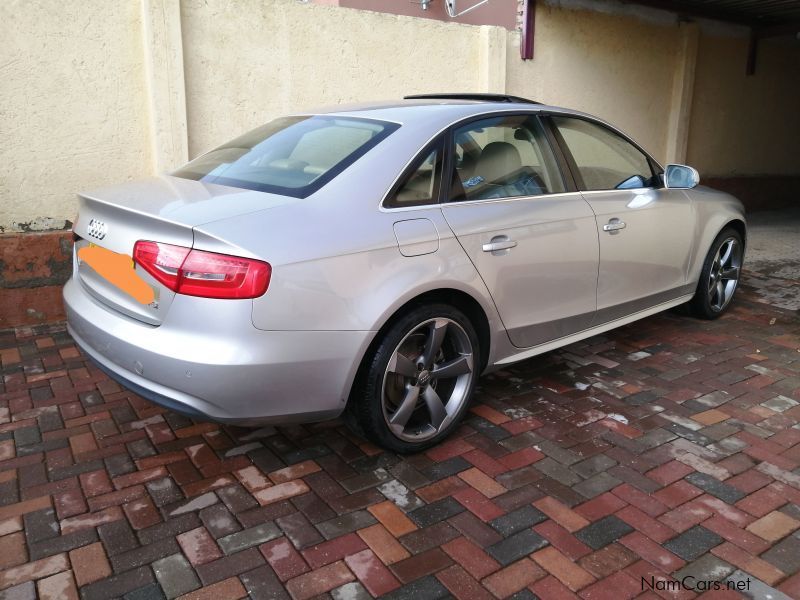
[181,0,482,157]
[0,0,798,231]
[0,0,153,232]
[688,35,800,176]
[506,3,681,164]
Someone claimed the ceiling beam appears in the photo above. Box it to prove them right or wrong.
[755,20,800,38]
[621,1,800,77]
[748,19,800,75]
[621,0,756,26]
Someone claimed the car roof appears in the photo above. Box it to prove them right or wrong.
[293,99,587,128]
[291,98,663,173]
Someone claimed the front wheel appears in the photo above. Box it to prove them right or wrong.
[689,227,744,319]
[347,304,480,453]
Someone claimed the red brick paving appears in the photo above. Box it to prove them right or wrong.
[0,275,799,598]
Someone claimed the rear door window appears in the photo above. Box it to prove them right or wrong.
[173,116,399,198]
[447,114,566,201]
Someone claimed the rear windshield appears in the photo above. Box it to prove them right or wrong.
[173,116,399,197]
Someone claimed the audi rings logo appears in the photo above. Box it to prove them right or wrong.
[87,219,108,240]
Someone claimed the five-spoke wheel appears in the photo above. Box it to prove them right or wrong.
[707,237,741,313]
[690,227,744,319]
[382,318,475,442]
[347,304,480,453]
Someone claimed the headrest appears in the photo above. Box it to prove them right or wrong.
[476,142,521,183]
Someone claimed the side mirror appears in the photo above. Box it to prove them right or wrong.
[664,164,700,189]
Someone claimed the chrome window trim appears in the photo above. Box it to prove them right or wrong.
[378,106,664,213]
[380,190,583,212]
[579,187,654,195]
[437,190,584,208]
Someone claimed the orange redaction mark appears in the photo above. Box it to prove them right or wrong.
[77,245,155,305]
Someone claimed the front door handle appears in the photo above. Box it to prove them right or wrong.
[482,236,517,253]
[603,218,626,234]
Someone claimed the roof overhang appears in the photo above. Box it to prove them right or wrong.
[623,0,800,75]
[622,0,800,33]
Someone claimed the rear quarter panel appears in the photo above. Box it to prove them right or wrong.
[197,203,500,328]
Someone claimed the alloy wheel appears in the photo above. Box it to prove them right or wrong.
[381,318,475,442]
[707,237,742,312]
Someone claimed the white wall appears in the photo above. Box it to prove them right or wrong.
[0,0,153,231]
[181,0,482,157]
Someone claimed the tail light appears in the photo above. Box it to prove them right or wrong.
[133,241,271,299]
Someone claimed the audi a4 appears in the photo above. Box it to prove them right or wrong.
[65,94,746,452]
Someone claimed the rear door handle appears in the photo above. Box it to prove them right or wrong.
[482,236,517,253]
[603,218,626,234]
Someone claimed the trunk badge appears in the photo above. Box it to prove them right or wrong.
[87,219,108,240]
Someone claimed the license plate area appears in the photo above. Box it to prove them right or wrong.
[75,240,169,325]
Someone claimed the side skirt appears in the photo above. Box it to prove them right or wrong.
[494,293,694,366]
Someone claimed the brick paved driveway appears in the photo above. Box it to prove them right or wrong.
[1,268,798,600]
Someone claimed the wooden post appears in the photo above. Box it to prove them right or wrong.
[520,0,535,60]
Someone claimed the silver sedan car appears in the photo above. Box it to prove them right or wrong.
[64,94,746,453]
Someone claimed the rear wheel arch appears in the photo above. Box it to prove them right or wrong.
[346,288,491,404]
[344,290,489,451]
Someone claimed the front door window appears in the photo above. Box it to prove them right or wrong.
[551,117,658,191]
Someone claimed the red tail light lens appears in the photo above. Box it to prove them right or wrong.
[178,248,271,298]
[133,242,190,290]
[133,241,271,299]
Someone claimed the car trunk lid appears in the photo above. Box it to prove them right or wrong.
[73,176,295,325]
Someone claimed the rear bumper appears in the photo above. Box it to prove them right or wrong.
[64,277,372,425]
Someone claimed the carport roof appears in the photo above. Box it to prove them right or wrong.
[626,0,800,29]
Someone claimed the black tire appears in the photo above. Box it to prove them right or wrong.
[688,227,744,319]
[346,303,481,454]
